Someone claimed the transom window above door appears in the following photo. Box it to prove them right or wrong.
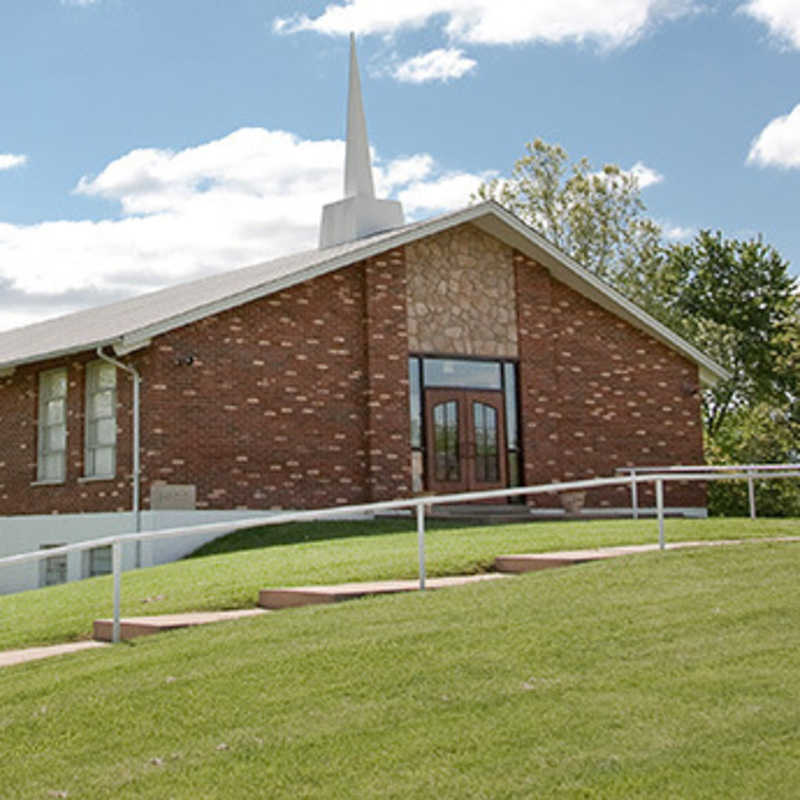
[422,358,502,390]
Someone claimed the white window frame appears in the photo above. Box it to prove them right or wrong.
[37,368,68,483]
[84,360,117,479]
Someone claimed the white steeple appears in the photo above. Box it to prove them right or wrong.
[344,33,375,199]
[319,34,404,249]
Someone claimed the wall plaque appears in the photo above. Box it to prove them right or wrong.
[150,484,197,511]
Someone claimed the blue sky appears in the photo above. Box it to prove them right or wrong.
[0,0,798,331]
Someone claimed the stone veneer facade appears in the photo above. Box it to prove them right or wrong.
[0,222,705,515]
[406,224,518,358]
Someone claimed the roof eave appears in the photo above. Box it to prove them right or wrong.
[0,336,125,373]
[0,201,731,386]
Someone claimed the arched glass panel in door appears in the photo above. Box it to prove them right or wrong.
[473,401,499,483]
[432,400,460,482]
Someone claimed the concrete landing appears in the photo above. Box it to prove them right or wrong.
[495,536,800,573]
[259,573,507,609]
[0,640,108,669]
[93,608,268,642]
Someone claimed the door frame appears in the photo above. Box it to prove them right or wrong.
[424,387,507,495]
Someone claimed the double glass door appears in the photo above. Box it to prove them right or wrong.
[425,388,507,494]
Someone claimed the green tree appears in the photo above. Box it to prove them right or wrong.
[474,138,663,289]
[705,401,800,517]
[657,232,799,437]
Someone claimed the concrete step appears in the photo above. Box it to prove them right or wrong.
[93,608,268,642]
[495,536,800,573]
[258,573,508,610]
[495,545,655,572]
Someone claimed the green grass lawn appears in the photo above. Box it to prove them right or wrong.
[1,516,798,652]
[1,540,799,798]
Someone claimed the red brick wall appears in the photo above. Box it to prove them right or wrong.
[0,253,413,516]
[363,248,412,501]
[514,251,706,509]
[135,263,375,511]
[0,232,707,517]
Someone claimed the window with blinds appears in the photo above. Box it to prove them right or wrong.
[85,361,117,478]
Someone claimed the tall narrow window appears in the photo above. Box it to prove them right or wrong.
[473,401,500,483]
[433,400,460,482]
[408,357,424,492]
[85,361,117,478]
[37,368,68,482]
[503,362,521,488]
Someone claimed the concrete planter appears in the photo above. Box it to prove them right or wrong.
[559,490,586,514]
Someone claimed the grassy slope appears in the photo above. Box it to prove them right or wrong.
[1,516,798,651]
[1,542,799,799]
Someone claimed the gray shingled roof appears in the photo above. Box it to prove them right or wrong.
[0,213,436,370]
[0,202,729,384]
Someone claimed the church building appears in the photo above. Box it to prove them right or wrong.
[0,38,727,590]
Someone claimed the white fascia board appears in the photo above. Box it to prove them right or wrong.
[0,338,124,373]
[113,338,151,357]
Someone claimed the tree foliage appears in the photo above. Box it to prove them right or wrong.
[656,232,799,436]
[705,402,800,517]
[474,138,663,287]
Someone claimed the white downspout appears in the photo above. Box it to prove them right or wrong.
[97,347,142,544]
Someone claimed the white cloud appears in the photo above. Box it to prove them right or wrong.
[60,0,101,6]
[275,0,698,49]
[393,48,477,83]
[0,128,484,331]
[377,154,436,190]
[629,161,664,188]
[0,154,27,171]
[398,172,492,215]
[740,0,800,49]
[589,161,664,189]
[662,224,694,241]
[747,103,800,168]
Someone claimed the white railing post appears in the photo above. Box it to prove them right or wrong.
[416,501,426,591]
[747,470,757,520]
[112,539,122,644]
[655,478,665,550]
[630,470,639,519]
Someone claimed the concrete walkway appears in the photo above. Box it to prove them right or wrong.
[0,640,108,668]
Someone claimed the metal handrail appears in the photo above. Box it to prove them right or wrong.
[1,466,799,643]
[615,463,800,520]
[616,464,799,473]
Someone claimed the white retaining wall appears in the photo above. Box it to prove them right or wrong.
[0,509,283,595]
